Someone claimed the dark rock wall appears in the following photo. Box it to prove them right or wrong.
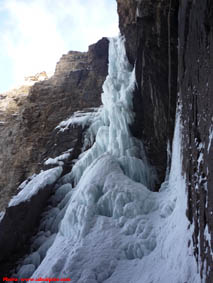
[117,0,179,187]
[0,183,53,278]
[118,0,213,280]
[0,38,109,211]
[179,0,213,280]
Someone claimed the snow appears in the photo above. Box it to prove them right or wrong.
[204,225,213,260]
[12,36,200,283]
[9,167,63,207]
[0,211,5,222]
[207,125,213,153]
[17,174,37,191]
[44,151,72,166]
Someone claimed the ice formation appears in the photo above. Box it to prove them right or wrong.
[57,108,100,132]
[11,37,200,283]
[65,37,156,189]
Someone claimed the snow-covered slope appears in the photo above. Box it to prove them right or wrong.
[11,37,200,283]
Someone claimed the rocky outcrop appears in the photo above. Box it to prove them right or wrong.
[0,183,53,277]
[117,0,179,188]
[24,71,48,83]
[0,37,109,211]
[0,72,49,210]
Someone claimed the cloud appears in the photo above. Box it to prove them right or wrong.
[0,0,118,91]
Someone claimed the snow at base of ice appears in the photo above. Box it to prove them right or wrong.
[9,167,63,207]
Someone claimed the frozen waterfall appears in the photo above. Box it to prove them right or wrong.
[10,36,199,283]
[63,36,157,189]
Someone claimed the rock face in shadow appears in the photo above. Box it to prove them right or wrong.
[0,183,53,278]
[0,37,109,211]
[117,0,179,188]
[118,0,213,279]
[179,1,213,280]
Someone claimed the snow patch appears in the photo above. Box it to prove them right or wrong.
[207,125,213,153]
[9,167,63,207]
[44,151,72,166]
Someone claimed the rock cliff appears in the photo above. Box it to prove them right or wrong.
[117,0,213,280]
[117,0,179,188]
[179,1,213,280]
[0,38,109,211]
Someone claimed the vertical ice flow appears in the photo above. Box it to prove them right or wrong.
[71,36,156,189]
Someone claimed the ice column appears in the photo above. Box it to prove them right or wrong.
[71,36,156,189]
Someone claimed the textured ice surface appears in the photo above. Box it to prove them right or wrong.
[69,37,156,189]
[57,108,100,132]
[9,167,63,207]
[13,181,72,279]
[30,154,158,282]
[28,112,199,283]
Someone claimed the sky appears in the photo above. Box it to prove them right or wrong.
[0,0,119,92]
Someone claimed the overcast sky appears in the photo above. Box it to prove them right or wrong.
[0,0,119,92]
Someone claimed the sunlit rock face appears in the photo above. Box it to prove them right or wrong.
[0,71,49,114]
[24,71,49,83]
[0,37,109,211]
[0,72,49,211]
